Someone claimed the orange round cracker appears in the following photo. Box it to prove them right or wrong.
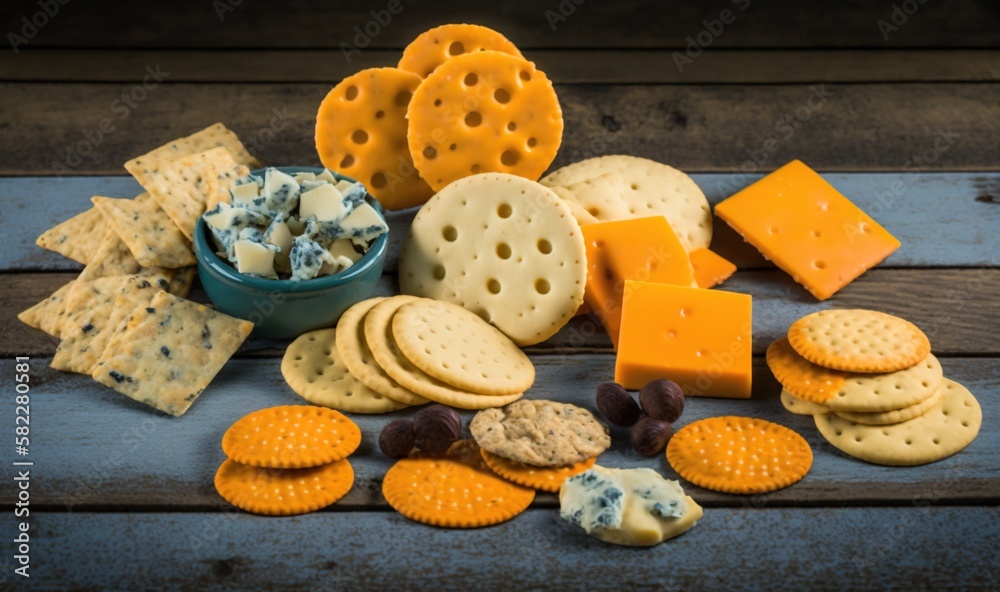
[480,449,595,493]
[214,458,354,516]
[766,338,844,404]
[407,50,563,192]
[222,405,361,469]
[666,416,813,495]
[398,23,523,78]
[382,441,535,527]
[787,309,930,373]
[315,67,433,211]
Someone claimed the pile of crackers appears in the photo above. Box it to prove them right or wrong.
[281,296,534,413]
[769,309,982,466]
[19,124,260,416]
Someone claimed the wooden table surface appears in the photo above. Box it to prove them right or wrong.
[1,1,998,590]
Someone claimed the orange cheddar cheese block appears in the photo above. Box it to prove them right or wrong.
[689,248,737,289]
[714,160,899,301]
[581,217,695,348]
[615,281,752,398]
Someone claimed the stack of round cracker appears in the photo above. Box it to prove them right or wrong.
[768,309,982,466]
[283,296,535,412]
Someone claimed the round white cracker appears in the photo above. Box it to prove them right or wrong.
[540,155,712,251]
[392,299,534,396]
[825,354,944,413]
[398,173,586,346]
[814,379,982,466]
[833,388,942,426]
[281,328,409,414]
[335,298,430,407]
[363,296,524,409]
[780,388,830,416]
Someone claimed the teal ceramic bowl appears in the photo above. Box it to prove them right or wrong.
[194,166,387,339]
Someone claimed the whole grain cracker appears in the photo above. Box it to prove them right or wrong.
[398,173,586,346]
[398,24,523,78]
[787,309,931,373]
[281,328,409,414]
[541,155,712,252]
[666,416,813,494]
[815,379,981,466]
[77,230,144,281]
[167,267,197,299]
[215,458,354,516]
[92,291,253,416]
[35,206,105,264]
[392,299,534,396]
[17,280,76,338]
[364,296,524,409]
[481,449,596,493]
[766,338,943,412]
[335,298,429,406]
[469,399,610,467]
[222,405,361,468]
[780,388,830,416]
[382,440,534,528]
[92,194,195,269]
[407,52,562,191]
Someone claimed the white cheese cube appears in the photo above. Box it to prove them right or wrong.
[299,184,351,222]
[230,181,260,207]
[264,215,294,273]
[286,215,306,236]
[327,238,362,263]
[234,240,278,279]
[338,202,388,242]
[203,202,268,259]
[262,168,300,215]
[316,169,337,183]
[293,172,317,183]
[334,179,356,194]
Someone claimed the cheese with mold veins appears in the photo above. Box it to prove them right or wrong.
[300,183,351,222]
[559,466,702,546]
[262,168,300,215]
[234,240,279,278]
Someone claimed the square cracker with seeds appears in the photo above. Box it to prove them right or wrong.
[17,280,76,338]
[92,291,254,416]
[77,230,144,281]
[143,147,250,240]
[92,194,195,269]
[35,206,106,265]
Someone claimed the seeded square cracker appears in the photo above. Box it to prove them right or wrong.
[92,291,254,416]
[92,194,195,269]
[17,280,76,338]
[35,206,105,264]
[142,147,250,240]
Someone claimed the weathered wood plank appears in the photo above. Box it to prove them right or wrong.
[19,508,1000,591]
[2,83,998,175]
[5,49,1000,83]
[2,0,997,49]
[1,356,995,510]
[4,173,997,273]
[5,267,998,359]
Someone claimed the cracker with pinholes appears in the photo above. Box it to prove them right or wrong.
[780,388,830,416]
[141,147,250,240]
[17,280,76,338]
[551,172,632,222]
[92,194,195,269]
[392,299,534,396]
[399,173,586,346]
[35,206,106,264]
[787,309,930,373]
[470,400,610,467]
[92,291,253,416]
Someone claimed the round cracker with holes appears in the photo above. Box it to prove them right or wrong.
[787,309,931,373]
[281,327,410,414]
[780,388,830,416]
[315,67,433,211]
[398,23,523,78]
[392,299,534,396]
[364,296,524,409]
[221,405,361,469]
[336,298,430,406]
[815,379,981,466]
[480,449,595,493]
[215,458,354,516]
[398,173,586,346]
[834,387,942,426]
[407,51,562,191]
[541,155,712,252]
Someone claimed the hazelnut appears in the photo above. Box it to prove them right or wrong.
[639,379,685,423]
[630,417,673,457]
[378,419,415,458]
[595,382,641,427]
[413,404,463,455]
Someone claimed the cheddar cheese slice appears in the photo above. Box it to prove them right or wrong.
[714,160,899,300]
[689,248,736,289]
[615,281,752,398]
[581,217,695,349]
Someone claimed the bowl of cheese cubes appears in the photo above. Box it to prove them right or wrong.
[194,166,389,339]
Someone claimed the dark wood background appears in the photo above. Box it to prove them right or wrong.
[0,1,998,590]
